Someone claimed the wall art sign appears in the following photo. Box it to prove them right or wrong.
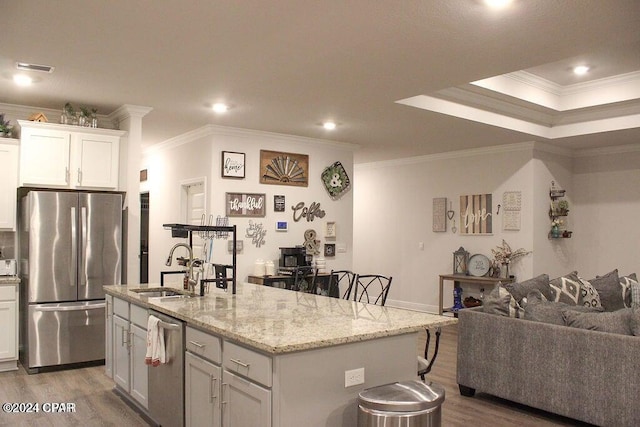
[274,195,286,212]
[303,229,321,255]
[321,161,351,199]
[460,194,493,235]
[502,191,522,231]
[225,193,266,217]
[324,243,336,257]
[246,221,267,247]
[292,201,325,222]
[221,151,245,178]
[259,150,309,187]
[432,197,447,232]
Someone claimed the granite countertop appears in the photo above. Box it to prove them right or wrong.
[0,276,20,284]
[104,282,457,355]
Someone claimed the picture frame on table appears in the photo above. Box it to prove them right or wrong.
[221,151,245,178]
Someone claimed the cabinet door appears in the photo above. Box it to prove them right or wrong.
[105,295,113,378]
[130,323,149,408]
[186,352,221,427]
[73,133,119,189]
[0,301,17,360]
[113,315,130,391]
[19,127,71,187]
[0,142,18,229]
[222,370,271,427]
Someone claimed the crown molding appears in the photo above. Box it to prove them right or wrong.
[572,143,640,158]
[144,123,359,155]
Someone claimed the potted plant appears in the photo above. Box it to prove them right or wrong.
[557,200,569,215]
[0,114,12,137]
[79,107,91,126]
[550,218,563,238]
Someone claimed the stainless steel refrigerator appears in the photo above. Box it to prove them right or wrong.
[18,189,124,373]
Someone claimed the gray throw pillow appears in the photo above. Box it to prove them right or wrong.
[524,290,602,326]
[589,269,623,311]
[482,284,523,318]
[549,271,582,305]
[503,274,552,305]
[563,308,634,335]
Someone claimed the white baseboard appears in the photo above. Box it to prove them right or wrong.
[385,299,439,314]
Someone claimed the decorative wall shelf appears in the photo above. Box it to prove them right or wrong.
[548,181,571,239]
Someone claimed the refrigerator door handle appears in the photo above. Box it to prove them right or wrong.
[71,206,77,287]
[33,303,106,312]
[80,206,88,287]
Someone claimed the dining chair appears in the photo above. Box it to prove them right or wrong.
[352,274,392,306]
[291,266,317,293]
[327,270,356,299]
[417,327,441,381]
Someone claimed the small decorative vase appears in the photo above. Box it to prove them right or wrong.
[452,287,464,311]
[502,263,510,279]
[551,225,560,238]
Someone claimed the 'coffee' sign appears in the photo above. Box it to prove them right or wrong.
[226,193,266,217]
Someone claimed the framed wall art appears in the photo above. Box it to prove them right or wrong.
[321,161,351,199]
[259,150,309,187]
[460,193,493,235]
[221,151,245,178]
[225,193,266,217]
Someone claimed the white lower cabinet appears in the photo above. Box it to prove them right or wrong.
[0,281,19,371]
[185,352,221,427]
[185,326,271,427]
[222,370,271,427]
[111,297,148,409]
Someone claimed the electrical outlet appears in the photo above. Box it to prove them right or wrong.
[345,367,365,387]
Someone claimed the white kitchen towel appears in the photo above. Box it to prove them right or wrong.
[145,315,166,367]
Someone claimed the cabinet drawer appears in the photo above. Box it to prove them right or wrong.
[223,341,272,387]
[0,285,16,301]
[113,297,129,319]
[130,304,148,328]
[186,326,221,364]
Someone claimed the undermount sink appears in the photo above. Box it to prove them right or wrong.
[130,287,196,299]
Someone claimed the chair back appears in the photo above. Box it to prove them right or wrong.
[328,270,356,299]
[292,266,317,293]
[352,274,392,306]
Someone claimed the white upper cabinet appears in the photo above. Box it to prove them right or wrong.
[0,140,19,230]
[18,120,126,190]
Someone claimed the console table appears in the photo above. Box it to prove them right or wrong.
[439,274,514,315]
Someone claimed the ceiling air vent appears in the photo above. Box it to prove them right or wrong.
[16,62,55,73]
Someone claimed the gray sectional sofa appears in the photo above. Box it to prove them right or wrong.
[456,270,640,427]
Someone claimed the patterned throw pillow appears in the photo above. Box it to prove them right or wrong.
[632,281,640,310]
[577,277,602,308]
[589,269,623,311]
[619,273,637,308]
[482,284,523,318]
[549,272,582,305]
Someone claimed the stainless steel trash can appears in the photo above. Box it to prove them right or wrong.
[357,380,445,427]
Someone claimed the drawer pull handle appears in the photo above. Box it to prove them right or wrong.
[188,340,205,348]
[229,358,250,368]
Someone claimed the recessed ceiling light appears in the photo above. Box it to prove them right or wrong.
[13,74,33,86]
[573,65,590,75]
[212,103,229,113]
[323,121,337,130]
[484,0,513,9]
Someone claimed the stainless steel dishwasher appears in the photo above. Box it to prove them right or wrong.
[148,310,185,427]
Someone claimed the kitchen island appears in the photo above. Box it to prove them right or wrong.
[104,282,456,426]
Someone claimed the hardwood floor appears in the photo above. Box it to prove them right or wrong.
[0,326,593,427]
[419,324,594,426]
[0,364,148,426]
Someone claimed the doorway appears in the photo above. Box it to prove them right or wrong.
[140,192,149,283]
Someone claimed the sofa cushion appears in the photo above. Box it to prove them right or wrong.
[482,284,523,318]
[503,274,552,305]
[524,290,602,325]
[589,269,624,311]
[563,308,634,335]
[549,272,582,305]
[577,277,602,308]
[631,309,640,336]
[619,273,637,308]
